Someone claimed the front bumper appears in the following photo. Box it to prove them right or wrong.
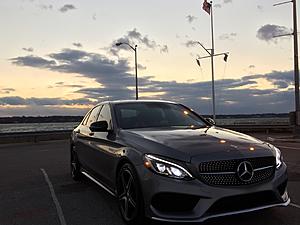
[136,162,289,223]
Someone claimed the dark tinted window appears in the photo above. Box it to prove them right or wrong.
[114,102,206,129]
[87,105,102,126]
[98,104,112,129]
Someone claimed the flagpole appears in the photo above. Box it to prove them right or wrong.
[210,1,216,121]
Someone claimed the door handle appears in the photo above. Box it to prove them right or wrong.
[89,132,94,136]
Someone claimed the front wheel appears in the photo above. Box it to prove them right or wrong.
[116,163,145,225]
[70,145,81,181]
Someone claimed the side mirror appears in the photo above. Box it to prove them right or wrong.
[206,118,216,125]
[90,121,108,132]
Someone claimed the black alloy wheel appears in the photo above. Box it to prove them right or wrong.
[117,163,144,225]
[70,145,81,181]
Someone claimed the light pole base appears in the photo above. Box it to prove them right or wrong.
[290,111,300,137]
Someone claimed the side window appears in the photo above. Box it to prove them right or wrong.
[87,105,102,127]
[98,104,112,129]
[82,111,91,125]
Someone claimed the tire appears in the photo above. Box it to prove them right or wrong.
[116,163,145,225]
[70,145,82,181]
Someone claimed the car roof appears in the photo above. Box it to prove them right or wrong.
[96,99,178,106]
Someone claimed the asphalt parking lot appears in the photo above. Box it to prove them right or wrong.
[0,134,300,225]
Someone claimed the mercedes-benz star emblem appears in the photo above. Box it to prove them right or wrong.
[237,161,254,182]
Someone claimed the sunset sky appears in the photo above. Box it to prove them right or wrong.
[0,0,298,116]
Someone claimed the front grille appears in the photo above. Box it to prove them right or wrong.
[198,157,275,186]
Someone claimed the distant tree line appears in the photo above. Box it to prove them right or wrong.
[202,113,289,119]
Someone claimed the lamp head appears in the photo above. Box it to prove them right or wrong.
[115,42,123,46]
[224,53,229,62]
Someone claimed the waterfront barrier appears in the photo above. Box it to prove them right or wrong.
[0,130,72,144]
[0,124,293,144]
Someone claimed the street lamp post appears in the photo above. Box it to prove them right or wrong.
[274,0,300,133]
[115,42,138,100]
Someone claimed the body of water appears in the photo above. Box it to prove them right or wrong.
[0,122,80,133]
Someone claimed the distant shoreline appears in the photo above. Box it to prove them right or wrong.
[0,116,83,124]
[0,114,289,124]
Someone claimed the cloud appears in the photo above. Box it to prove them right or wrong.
[0,96,93,106]
[186,15,197,23]
[59,4,76,13]
[257,24,292,42]
[22,47,34,52]
[184,40,198,48]
[126,29,156,48]
[219,33,237,41]
[73,42,82,48]
[0,105,88,117]
[38,4,53,10]
[264,70,294,89]
[52,70,296,114]
[11,49,136,92]
[138,64,147,70]
[160,45,169,53]
[9,47,296,114]
[0,96,26,105]
[214,0,232,9]
[10,55,56,68]
[110,28,168,56]
[0,88,15,94]
[272,80,289,89]
[257,5,263,11]
[54,82,84,88]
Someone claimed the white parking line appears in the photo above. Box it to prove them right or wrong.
[290,202,300,209]
[40,168,67,225]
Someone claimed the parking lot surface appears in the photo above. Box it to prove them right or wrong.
[0,134,300,225]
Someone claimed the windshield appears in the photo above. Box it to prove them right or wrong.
[114,102,207,129]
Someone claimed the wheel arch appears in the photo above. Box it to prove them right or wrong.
[115,157,133,178]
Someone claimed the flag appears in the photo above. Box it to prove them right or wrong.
[196,59,201,67]
[202,0,211,15]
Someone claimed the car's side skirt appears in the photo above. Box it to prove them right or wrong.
[81,170,116,197]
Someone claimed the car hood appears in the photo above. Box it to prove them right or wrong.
[119,126,274,163]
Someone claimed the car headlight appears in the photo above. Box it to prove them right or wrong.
[274,146,283,169]
[144,154,193,180]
